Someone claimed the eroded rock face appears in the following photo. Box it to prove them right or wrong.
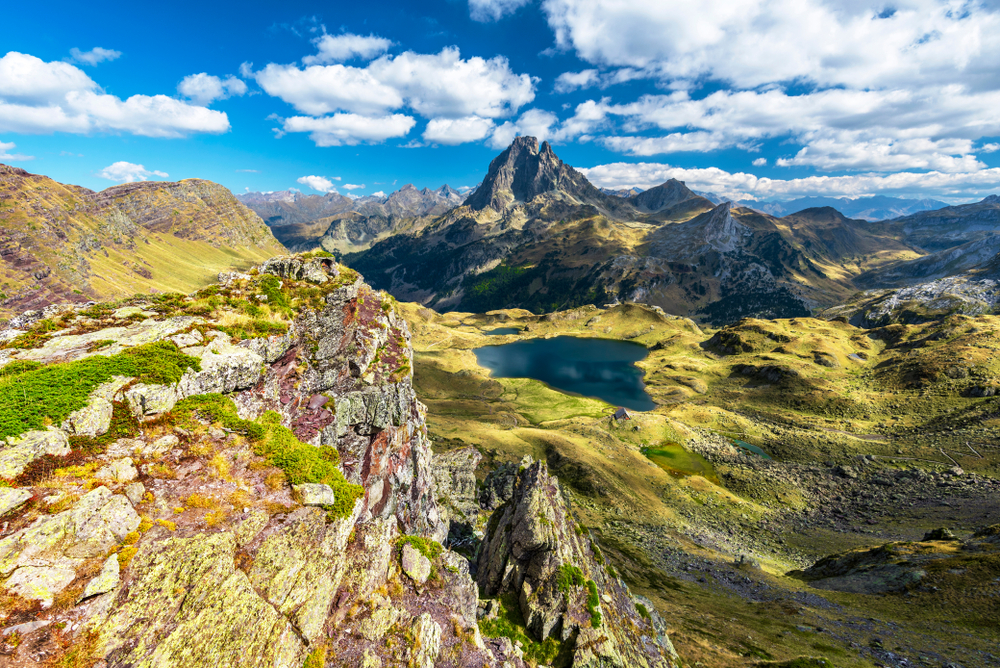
[0,255,522,667]
[476,460,679,667]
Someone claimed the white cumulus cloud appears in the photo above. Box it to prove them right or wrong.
[342,183,365,190]
[178,73,248,105]
[253,47,535,131]
[423,116,495,145]
[752,157,767,167]
[98,161,168,183]
[297,175,338,193]
[579,161,1000,203]
[304,33,393,64]
[469,0,533,21]
[69,47,121,66]
[0,141,33,161]
[553,69,599,93]
[0,52,230,137]
[281,113,416,146]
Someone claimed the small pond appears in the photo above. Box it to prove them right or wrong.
[733,439,771,459]
[473,335,655,411]
[483,327,520,336]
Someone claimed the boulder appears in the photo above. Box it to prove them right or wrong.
[0,428,71,479]
[408,613,442,668]
[293,483,336,506]
[63,396,114,437]
[124,482,146,506]
[0,487,32,517]
[401,543,431,585]
[125,383,180,418]
[81,555,120,599]
[479,459,521,511]
[260,256,337,284]
[95,458,139,483]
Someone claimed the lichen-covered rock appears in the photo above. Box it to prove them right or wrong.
[0,487,139,606]
[124,382,180,418]
[81,555,120,600]
[409,613,442,668]
[401,543,431,584]
[293,483,336,506]
[432,446,482,533]
[357,602,401,641]
[0,428,71,479]
[479,459,521,511]
[260,255,338,284]
[476,461,678,667]
[0,486,32,516]
[124,482,146,506]
[95,458,138,483]
[63,396,114,437]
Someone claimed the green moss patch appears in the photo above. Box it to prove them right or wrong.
[557,563,586,594]
[478,592,563,665]
[0,342,199,440]
[585,579,602,628]
[398,535,444,560]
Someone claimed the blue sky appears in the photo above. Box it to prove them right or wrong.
[4,0,1000,202]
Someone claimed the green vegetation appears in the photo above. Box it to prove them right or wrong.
[259,275,291,313]
[556,563,586,594]
[0,342,199,440]
[301,644,327,668]
[217,319,289,342]
[398,535,444,560]
[478,593,563,665]
[636,602,650,619]
[585,580,602,628]
[172,396,363,520]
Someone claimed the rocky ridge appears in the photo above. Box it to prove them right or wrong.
[0,254,675,667]
[0,165,284,317]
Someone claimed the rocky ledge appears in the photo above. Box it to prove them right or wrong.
[0,254,676,667]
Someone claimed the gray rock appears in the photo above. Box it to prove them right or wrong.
[81,555,120,599]
[0,487,32,517]
[95,458,138,483]
[294,483,336,506]
[260,255,338,284]
[401,543,431,585]
[356,604,401,641]
[479,459,522,511]
[124,482,146,507]
[409,613,442,668]
[63,397,114,437]
[0,428,71,479]
[125,383,180,418]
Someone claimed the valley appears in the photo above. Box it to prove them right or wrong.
[402,300,1000,667]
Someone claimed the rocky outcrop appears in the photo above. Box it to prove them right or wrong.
[431,446,482,539]
[476,459,679,667]
[0,255,523,667]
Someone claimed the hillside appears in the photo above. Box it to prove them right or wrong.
[0,165,284,318]
[343,139,915,325]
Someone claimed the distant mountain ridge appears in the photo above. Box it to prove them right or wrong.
[342,139,921,324]
[0,164,284,316]
[695,193,950,221]
[237,183,464,252]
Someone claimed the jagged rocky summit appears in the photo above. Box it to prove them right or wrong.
[0,254,676,667]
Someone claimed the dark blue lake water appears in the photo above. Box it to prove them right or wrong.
[473,336,656,411]
[484,327,520,335]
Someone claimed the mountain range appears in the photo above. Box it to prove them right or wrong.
[237,184,464,253]
[694,193,950,221]
[0,165,284,317]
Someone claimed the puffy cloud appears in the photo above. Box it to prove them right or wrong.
[281,113,416,146]
[553,69,599,93]
[342,183,365,190]
[752,157,767,166]
[254,47,534,121]
[178,73,247,105]
[423,116,495,145]
[69,47,121,66]
[304,33,393,64]
[0,141,33,161]
[297,175,338,192]
[489,101,608,148]
[469,0,533,22]
[541,0,1000,91]
[587,87,1000,171]
[367,48,535,119]
[579,161,1000,202]
[97,161,168,183]
[254,63,403,116]
[371,190,386,197]
[0,52,230,137]
[537,1,1000,172]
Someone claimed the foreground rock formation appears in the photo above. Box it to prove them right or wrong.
[0,254,676,667]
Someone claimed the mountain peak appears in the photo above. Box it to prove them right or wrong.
[629,178,700,214]
[464,136,623,215]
